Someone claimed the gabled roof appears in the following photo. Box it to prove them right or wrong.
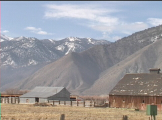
[109,73,162,96]
[20,86,65,98]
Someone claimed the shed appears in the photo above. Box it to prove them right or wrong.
[19,86,70,104]
[109,68,162,110]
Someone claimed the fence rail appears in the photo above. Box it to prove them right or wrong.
[49,100,97,107]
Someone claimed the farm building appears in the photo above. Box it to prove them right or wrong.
[19,86,70,104]
[0,94,22,103]
[109,68,162,110]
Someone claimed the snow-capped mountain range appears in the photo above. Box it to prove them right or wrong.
[0,34,110,68]
[1,25,162,93]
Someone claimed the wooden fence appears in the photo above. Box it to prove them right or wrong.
[49,100,96,107]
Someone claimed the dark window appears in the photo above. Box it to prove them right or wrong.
[70,98,76,101]
[35,97,39,103]
[142,100,145,103]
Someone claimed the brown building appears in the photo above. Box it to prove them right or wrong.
[109,68,162,110]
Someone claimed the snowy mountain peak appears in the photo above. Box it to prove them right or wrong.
[19,36,28,39]
[67,37,80,42]
[1,34,13,41]
[14,36,37,41]
[14,36,27,41]
[28,37,37,41]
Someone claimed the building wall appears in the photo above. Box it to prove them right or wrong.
[0,97,19,103]
[109,95,162,110]
[19,98,35,104]
[48,88,70,101]
[19,97,48,104]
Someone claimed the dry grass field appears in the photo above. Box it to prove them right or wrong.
[1,103,162,120]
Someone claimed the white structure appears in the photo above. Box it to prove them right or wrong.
[19,86,70,104]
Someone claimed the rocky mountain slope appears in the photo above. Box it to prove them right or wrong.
[83,38,162,95]
[15,25,162,95]
[0,36,110,91]
[1,35,110,68]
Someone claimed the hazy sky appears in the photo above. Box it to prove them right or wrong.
[1,1,162,41]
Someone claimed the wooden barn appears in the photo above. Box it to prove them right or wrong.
[109,68,162,110]
[19,86,70,104]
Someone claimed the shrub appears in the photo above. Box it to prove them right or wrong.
[33,102,52,107]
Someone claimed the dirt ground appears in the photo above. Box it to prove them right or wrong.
[1,103,162,120]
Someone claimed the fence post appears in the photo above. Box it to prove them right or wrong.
[122,115,128,120]
[71,101,72,106]
[15,97,16,104]
[18,97,20,104]
[84,101,85,107]
[53,101,54,106]
[60,114,65,120]
[11,97,12,103]
[77,100,78,106]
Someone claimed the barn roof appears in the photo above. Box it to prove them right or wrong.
[20,86,65,98]
[109,72,162,96]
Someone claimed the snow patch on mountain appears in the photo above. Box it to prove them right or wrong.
[14,36,27,41]
[1,34,13,41]
[65,42,75,55]
[28,59,38,65]
[21,42,35,48]
[28,37,37,41]
[9,37,13,40]
[1,39,5,42]
[48,39,55,43]
[3,56,16,67]
[150,34,162,43]
[68,37,80,42]
[56,45,65,52]
[87,38,95,44]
